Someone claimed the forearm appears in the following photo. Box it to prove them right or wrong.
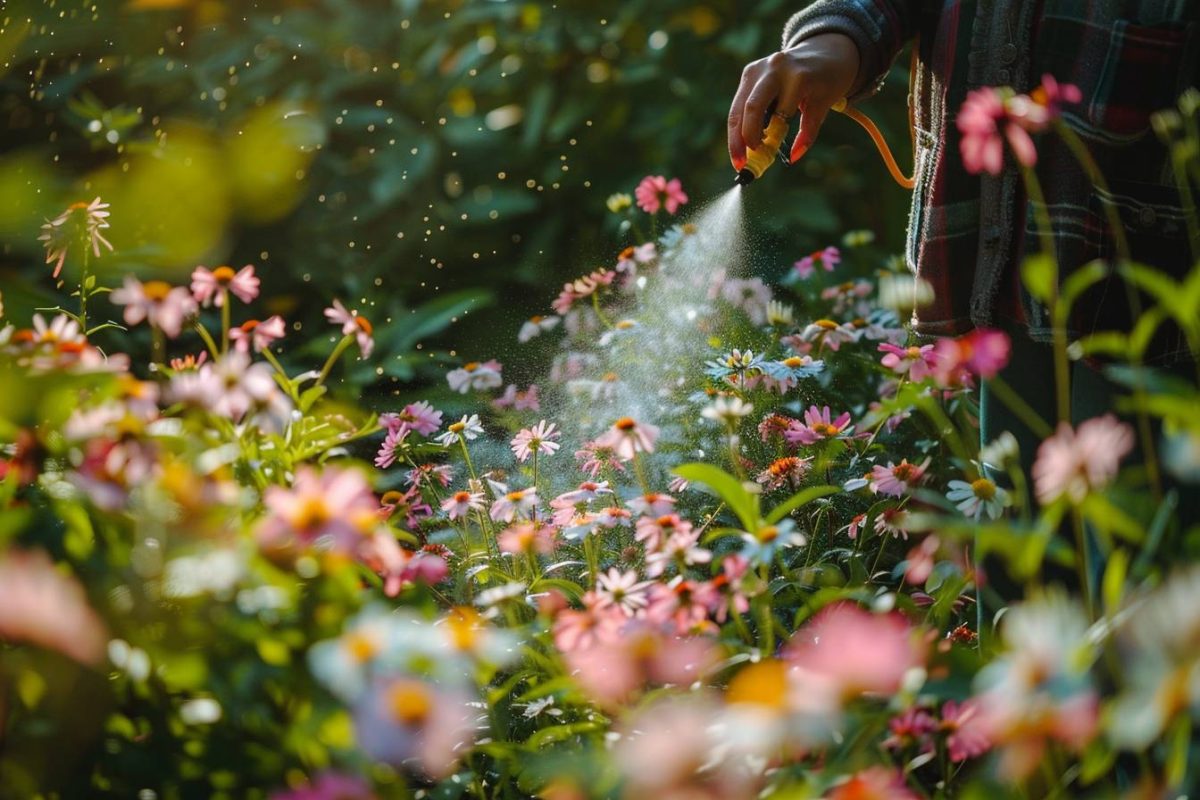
[782,0,919,101]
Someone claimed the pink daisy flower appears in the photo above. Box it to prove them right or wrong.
[878,342,939,382]
[497,521,557,556]
[0,548,108,666]
[257,466,377,554]
[375,423,412,469]
[446,359,503,394]
[229,315,286,353]
[793,245,840,279]
[191,264,260,307]
[380,400,443,437]
[785,405,853,446]
[1033,415,1135,504]
[958,87,1036,175]
[595,416,660,460]
[869,457,931,496]
[38,197,112,279]
[110,276,198,339]
[615,242,656,275]
[574,441,627,478]
[941,699,991,762]
[324,299,374,358]
[634,175,688,215]
[593,568,653,616]
[933,328,1011,383]
[510,420,561,463]
[634,513,692,552]
[488,484,540,523]
[441,489,485,520]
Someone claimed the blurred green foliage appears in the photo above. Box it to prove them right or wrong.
[0,0,912,399]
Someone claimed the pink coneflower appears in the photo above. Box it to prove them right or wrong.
[933,328,1010,383]
[826,768,920,800]
[447,359,504,394]
[551,480,613,509]
[793,245,840,279]
[38,197,112,278]
[634,175,688,215]
[874,506,911,539]
[492,383,540,411]
[626,492,676,518]
[756,455,812,490]
[551,269,617,315]
[644,530,713,578]
[358,533,446,598]
[489,485,540,523]
[594,568,652,616]
[441,489,485,520]
[375,423,412,469]
[882,706,938,752]
[593,505,633,530]
[941,699,991,762]
[517,315,560,343]
[870,457,931,496]
[0,548,108,666]
[510,420,561,463]
[820,279,872,316]
[229,315,286,353]
[615,242,656,275]
[324,299,374,358]
[840,513,867,540]
[799,319,858,352]
[904,535,941,585]
[380,400,442,437]
[110,276,198,339]
[787,603,924,703]
[352,678,474,779]
[553,592,625,652]
[497,521,557,556]
[378,487,433,530]
[595,416,659,460]
[168,351,207,371]
[1009,74,1082,132]
[785,405,853,446]
[190,264,260,306]
[257,466,378,555]
[878,342,939,382]
[406,463,453,489]
[958,87,1038,175]
[574,440,627,478]
[758,413,796,443]
[644,578,714,635]
[1033,415,1135,504]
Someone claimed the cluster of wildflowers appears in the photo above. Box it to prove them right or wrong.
[6,85,1200,800]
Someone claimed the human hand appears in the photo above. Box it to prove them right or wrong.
[727,33,861,170]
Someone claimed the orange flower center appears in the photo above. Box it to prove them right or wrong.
[240,319,260,332]
[142,280,173,302]
[344,632,378,663]
[769,457,800,476]
[293,497,329,531]
[619,246,635,259]
[615,417,636,431]
[464,361,480,372]
[506,490,526,502]
[892,463,917,481]
[453,491,472,503]
[388,681,432,725]
[212,265,237,283]
[906,346,923,359]
[380,490,404,506]
[449,421,466,433]
[812,422,840,436]
[757,525,779,542]
[815,319,838,330]
[354,316,373,335]
[529,315,543,323]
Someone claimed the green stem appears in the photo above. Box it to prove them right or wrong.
[591,291,615,329]
[582,534,598,587]
[631,452,651,496]
[1020,165,1071,424]
[316,334,354,386]
[194,322,221,361]
[985,375,1053,439]
[220,289,231,355]
[78,243,91,333]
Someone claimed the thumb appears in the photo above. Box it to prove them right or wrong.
[789,101,832,164]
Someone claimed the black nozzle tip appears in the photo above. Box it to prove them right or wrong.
[733,168,755,186]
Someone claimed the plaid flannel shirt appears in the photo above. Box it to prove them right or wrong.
[784,0,1199,350]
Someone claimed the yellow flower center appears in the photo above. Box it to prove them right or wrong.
[344,631,378,663]
[757,525,779,542]
[506,490,526,502]
[293,497,329,531]
[812,422,839,437]
[783,356,804,367]
[449,421,466,433]
[446,608,481,652]
[971,478,997,500]
[380,490,405,506]
[529,315,543,324]
[464,361,480,372]
[906,346,923,359]
[815,319,838,330]
[142,281,173,302]
[388,681,433,725]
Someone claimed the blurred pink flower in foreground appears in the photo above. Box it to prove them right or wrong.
[1033,414,1135,504]
[111,276,197,339]
[269,772,376,800]
[190,264,260,306]
[595,416,660,460]
[941,699,991,762]
[1009,74,1083,132]
[958,87,1036,174]
[446,359,503,394]
[793,245,840,279]
[634,175,688,215]
[352,677,475,778]
[257,466,378,555]
[786,603,924,704]
[0,549,108,666]
[933,327,1010,383]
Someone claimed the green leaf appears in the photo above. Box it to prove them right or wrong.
[1059,258,1109,312]
[1082,495,1144,543]
[1101,548,1128,616]
[530,577,584,602]
[525,720,604,750]
[672,462,760,531]
[765,485,839,525]
[1021,253,1056,303]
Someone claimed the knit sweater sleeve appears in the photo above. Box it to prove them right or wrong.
[782,0,920,101]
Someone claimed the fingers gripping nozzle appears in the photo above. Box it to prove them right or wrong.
[734,112,790,186]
